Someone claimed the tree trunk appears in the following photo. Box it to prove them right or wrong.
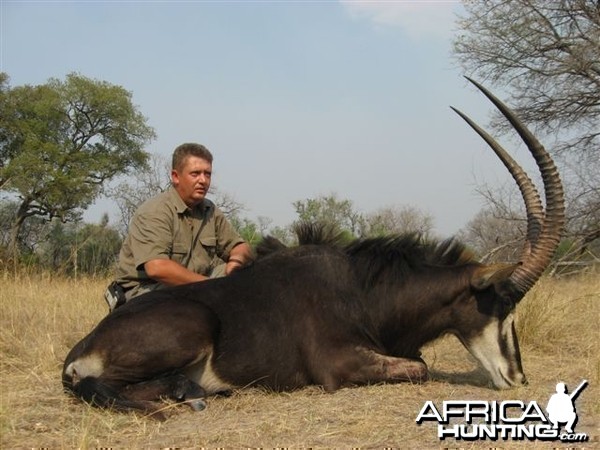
[7,200,30,259]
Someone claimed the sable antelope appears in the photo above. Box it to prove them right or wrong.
[62,78,564,418]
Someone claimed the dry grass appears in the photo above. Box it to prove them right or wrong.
[1,270,598,448]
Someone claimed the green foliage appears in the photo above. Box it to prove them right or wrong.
[267,225,294,246]
[0,201,122,275]
[292,194,434,239]
[0,72,156,257]
[74,220,122,276]
[365,205,434,237]
[293,193,365,236]
[230,216,262,248]
[39,216,122,276]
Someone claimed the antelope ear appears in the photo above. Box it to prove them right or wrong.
[471,263,520,291]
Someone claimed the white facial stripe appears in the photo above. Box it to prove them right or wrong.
[65,353,105,381]
[464,313,524,389]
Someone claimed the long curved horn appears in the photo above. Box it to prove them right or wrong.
[450,106,544,256]
[453,78,565,299]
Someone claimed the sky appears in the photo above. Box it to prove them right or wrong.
[1,0,527,236]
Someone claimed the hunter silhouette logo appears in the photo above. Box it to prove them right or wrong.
[546,380,588,435]
[415,380,589,442]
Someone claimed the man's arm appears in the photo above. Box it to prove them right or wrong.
[145,242,253,284]
[144,259,209,286]
[225,242,253,275]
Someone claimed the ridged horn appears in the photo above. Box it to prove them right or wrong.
[449,106,544,257]
[453,77,565,299]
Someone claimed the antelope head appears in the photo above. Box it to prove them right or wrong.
[451,78,565,388]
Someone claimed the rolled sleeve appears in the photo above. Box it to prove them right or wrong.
[214,207,245,259]
[129,210,173,270]
[115,191,180,286]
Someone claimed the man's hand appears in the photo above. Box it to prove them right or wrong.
[225,242,253,275]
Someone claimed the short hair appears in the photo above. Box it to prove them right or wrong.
[172,143,213,171]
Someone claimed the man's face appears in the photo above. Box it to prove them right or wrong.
[171,156,212,207]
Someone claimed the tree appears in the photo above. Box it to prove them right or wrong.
[458,208,526,262]
[265,224,294,246]
[291,194,438,241]
[0,73,156,258]
[109,153,172,236]
[453,0,599,259]
[0,73,14,190]
[40,214,122,276]
[72,215,122,276]
[293,193,365,237]
[0,198,46,262]
[454,1,599,151]
[364,205,434,237]
[210,187,247,221]
[229,216,262,247]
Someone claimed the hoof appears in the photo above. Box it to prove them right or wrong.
[188,398,206,411]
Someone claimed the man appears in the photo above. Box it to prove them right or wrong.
[105,143,253,310]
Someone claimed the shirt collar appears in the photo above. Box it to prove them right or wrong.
[168,186,212,215]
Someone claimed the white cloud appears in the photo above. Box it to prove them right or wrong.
[340,0,459,40]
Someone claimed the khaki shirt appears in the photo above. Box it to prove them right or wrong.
[115,187,244,299]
